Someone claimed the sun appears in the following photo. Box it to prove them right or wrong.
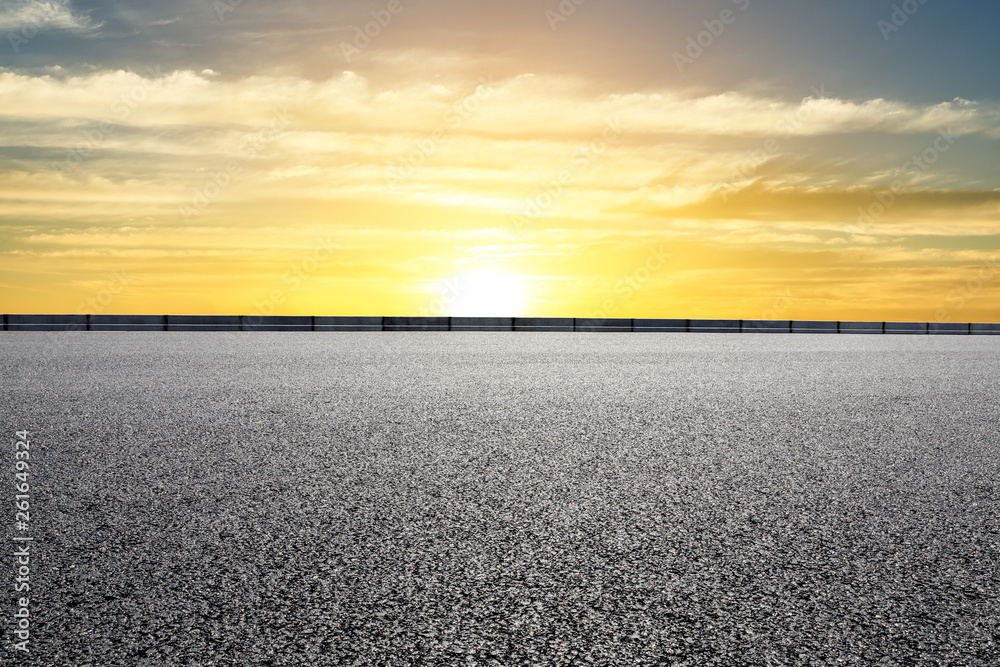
[449,272,527,317]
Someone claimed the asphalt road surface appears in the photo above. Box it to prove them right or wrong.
[2,333,998,666]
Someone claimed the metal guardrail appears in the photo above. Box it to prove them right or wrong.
[1,315,998,334]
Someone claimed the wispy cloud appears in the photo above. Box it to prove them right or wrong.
[0,0,103,34]
[2,68,1000,139]
[1,65,997,233]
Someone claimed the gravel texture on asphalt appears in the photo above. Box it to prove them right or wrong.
[1,332,999,666]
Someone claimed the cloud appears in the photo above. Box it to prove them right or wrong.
[620,182,1000,231]
[2,67,1000,140]
[0,66,996,213]
[0,0,103,34]
[2,64,998,266]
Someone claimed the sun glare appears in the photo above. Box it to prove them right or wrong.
[449,273,527,317]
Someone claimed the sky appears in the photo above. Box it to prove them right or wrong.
[1,0,999,321]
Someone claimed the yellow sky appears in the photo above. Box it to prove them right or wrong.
[2,47,999,321]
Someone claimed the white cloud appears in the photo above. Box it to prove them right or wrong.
[0,0,102,34]
[1,65,998,235]
[2,68,1000,140]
